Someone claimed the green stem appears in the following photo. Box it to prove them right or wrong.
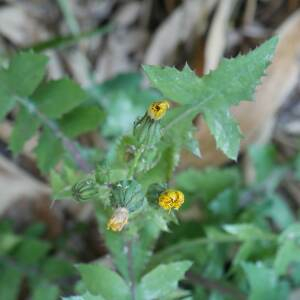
[127,239,136,300]
[128,146,144,179]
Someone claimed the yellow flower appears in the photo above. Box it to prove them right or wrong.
[158,189,184,210]
[147,101,170,120]
[107,208,129,232]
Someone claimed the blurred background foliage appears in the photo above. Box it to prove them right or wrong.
[0,0,299,299]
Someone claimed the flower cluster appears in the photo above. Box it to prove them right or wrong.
[73,100,185,232]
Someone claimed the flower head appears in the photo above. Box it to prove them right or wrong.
[147,101,170,120]
[158,189,184,210]
[107,207,129,232]
[72,178,99,202]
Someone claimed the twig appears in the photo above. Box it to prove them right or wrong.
[16,96,93,173]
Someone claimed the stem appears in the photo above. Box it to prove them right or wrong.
[16,96,93,173]
[127,239,136,300]
[127,146,144,179]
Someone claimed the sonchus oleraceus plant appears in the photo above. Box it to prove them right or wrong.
[0,37,278,300]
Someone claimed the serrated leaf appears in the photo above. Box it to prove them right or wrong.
[136,261,192,300]
[35,127,63,172]
[59,105,104,137]
[9,107,40,155]
[144,37,278,159]
[77,263,130,300]
[33,78,87,118]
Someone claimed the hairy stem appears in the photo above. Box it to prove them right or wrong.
[127,146,144,179]
[127,239,136,300]
[16,96,93,173]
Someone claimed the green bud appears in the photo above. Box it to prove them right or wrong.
[133,114,161,147]
[111,180,146,213]
[72,177,99,202]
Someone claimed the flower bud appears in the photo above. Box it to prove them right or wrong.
[133,114,161,146]
[107,207,129,232]
[72,177,99,202]
[111,180,145,213]
[147,101,170,120]
[158,189,185,210]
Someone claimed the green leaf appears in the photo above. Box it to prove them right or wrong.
[6,52,48,97]
[42,257,75,280]
[279,223,300,242]
[15,238,50,265]
[77,263,130,300]
[0,266,23,300]
[63,293,105,300]
[0,52,47,120]
[242,262,289,300]
[9,107,40,155]
[209,188,238,221]
[274,240,300,275]
[60,105,104,137]
[0,233,21,255]
[249,144,277,182]
[176,167,240,203]
[33,78,87,118]
[32,282,59,300]
[263,193,294,230]
[0,84,15,121]
[144,37,278,159]
[223,224,272,241]
[35,127,64,172]
[136,261,192,300]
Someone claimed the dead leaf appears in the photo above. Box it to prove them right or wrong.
[144,0,218,65]
[0,154,50,215]
[0,5,49,46]
[204,0,239,73]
